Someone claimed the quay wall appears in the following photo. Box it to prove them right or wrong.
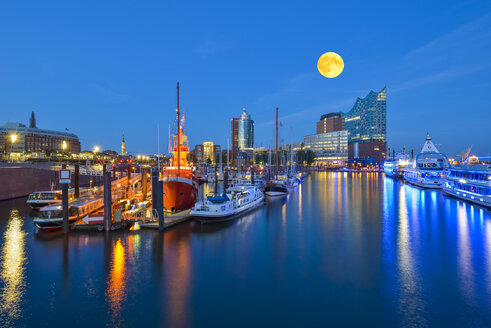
[0,165,101,201]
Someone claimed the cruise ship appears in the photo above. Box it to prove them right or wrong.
[403,133,449,188]
[443,163,491,207]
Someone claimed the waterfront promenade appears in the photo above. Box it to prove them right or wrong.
[1,172,491,327]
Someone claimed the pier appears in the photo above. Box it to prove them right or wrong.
[139,209,192,230]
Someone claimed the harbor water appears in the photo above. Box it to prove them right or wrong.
[1,172,491,327]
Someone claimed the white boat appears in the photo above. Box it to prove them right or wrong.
[443,163,491,207]
[403,133,449,188]
[229,176,265,189]
[384,156,410,180]
[27,188,93,209]
[191,186,264,222]
[33,196,104,231]
[26,191,62,209]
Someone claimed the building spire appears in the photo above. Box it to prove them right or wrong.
[29,111,37,129]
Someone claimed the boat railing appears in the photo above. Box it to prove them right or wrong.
[122,207,159,222]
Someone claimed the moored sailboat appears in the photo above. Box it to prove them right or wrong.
[264,107,289,197]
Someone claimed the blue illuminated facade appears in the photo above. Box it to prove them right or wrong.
[343,86,386,143]
[238,108,254,150]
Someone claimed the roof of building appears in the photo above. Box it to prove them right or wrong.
[320,112,343,121]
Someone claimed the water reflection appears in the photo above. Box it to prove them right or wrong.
[485,220,491,298]
[164,228,192,328]
[396,185,426,326]
[106,238,127,327]
[1,175,491,327]
[0,209,27,323]
[457,203,476,304]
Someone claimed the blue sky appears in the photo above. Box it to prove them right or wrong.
[1,1,490,157]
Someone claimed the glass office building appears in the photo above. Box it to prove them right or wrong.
[342,87,386,162]
[303,130,348,164]
[343,87,386,144]
[238,108,254,150]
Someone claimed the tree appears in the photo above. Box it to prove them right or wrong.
[296,149,306,165]
[206,157,212,165]
[305,149,316,166]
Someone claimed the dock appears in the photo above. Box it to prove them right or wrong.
[139,209,193,230]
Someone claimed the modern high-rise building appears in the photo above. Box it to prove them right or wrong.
[0,112,81,154]
[312,87,387,164]
[238,108,254,151]
[203,141,214,163]
[342,86,386,162]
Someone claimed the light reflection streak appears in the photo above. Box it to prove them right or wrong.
[165,232,191,328]
[485,220,491,297]
[298,183,302,223]
[0,209,27,322]
[457,204,476,304]
[397,186,426,326]
[106,239,127,327]
[282,203,286,227]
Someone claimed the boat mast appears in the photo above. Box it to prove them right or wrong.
[275,107,278,180]
[227,138,230,170]
[290,127,293,176]
[177,82,181,177]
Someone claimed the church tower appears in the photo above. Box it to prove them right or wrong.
[121,134,126,155]
[29,111,37,129]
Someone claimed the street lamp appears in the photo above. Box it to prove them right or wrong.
[93,146,100,162]
[9,134,17,162]
[62,140,67,151]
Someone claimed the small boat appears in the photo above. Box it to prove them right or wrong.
[26,191,62,209]
[33,196,104,231]
[191,186,264,222]
[443,163,491,207]
[264,180,289,197]
[27,188,94,210]
[229,176,265,189]
[285,176,300,190]
[403,133,449,188]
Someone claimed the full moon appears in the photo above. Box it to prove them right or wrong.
[317,52,344,78]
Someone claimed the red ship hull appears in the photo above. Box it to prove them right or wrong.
[163,177,198,212]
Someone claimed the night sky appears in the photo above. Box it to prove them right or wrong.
[1,1,490,157]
